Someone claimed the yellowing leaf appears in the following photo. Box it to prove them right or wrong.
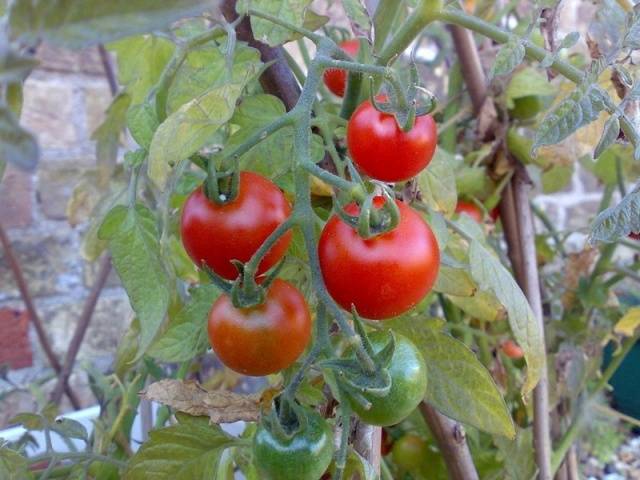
[141,379,261,424]
[614,307,640,336]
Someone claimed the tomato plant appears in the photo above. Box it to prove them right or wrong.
[208,279,311,376]
[319,197,440,319]
[347,99,437,182]
[3,1,640,479]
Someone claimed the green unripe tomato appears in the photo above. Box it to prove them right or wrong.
[509,95,545,120]
[347,332,428,426]
[253,409,334,480]
[392,433,429,471]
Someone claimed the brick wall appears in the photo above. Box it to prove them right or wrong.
[0,46,132,420]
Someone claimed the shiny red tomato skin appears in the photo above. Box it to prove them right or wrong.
[318,198,440,320]
[181,171,292,280]
[347,100,437,182]
[323,39,360,97]
[455,200,483,223]
[208,279,312,376]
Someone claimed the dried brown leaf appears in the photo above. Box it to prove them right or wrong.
[561,247,598,309]
[141,379,261,423]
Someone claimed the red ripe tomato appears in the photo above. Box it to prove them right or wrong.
[489,206,500,222]
[381,429,393,456]
[501,339,524,359]
[323,39,360,97]
[347,100,437,182]
[455,200,483,222]
[181,171,292,280]
[629,232,640,240]
[318,197,440,319]
[208,279,312,376]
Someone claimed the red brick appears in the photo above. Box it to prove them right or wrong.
[0,165,33,228]
[0,308,33,369]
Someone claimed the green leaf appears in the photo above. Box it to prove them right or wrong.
[532,83,608,153]
[495,428,536,480]
[225,94,322,192]
[124,414,239,480]
[0,47,38,83]
[594,114,620,159]
[490,36,525,78]
[149,285,219,362]
[388,320,515,438]
[127,101,159,150]
[433,266,476,297]
[9,0,211,48]
[469,240,544,395]
[167,42,262,114]
[417,148,457,215]
[241,0,312,47]
[0,446,30,480]
[148,82,245,189]
[51,418,88,441]
[92,92,131,176]
[98,204,171,360]
[0,104,38,170]
[343,0,371,38]
[9,413,46,430]
[505,67,554,109]
[110,36,175,105]
[591,183,640,242]
[448,290,507,323]
[541,164,573,193]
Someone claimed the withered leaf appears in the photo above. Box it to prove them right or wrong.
[141,379,261,423]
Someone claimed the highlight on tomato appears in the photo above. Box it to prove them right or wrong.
[323,39,360,97]
[319,196,440,320]
[180,171,292,280]
[207,279,311,376]
[347,98,437,182]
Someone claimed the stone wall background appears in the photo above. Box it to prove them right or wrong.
[0,1,609,424]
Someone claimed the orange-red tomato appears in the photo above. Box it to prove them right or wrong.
[455,200,483,222]
[208,279,311,376]
[323,39,360,97]
[181,171,292,280]
[501,340,524,359]
[347,100,437,182]
[318,197,440,319]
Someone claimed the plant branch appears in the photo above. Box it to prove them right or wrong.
[50,254,112,405]
[0,223,81,408]
[419,403,479,480]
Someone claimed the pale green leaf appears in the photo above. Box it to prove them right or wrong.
[9,0,211,48]
[51,418,88,441]
[241,0,312,47]
[0,47,38,83]
[109,36,175,105]
[490,36,525,78]
[148,82,245,189]
[541,164,573,193]
[594,114,620,159]
[0,447,30,480]
[495,427,536,480]
[417,148,457,215]
[433,266,476,297]
[388,320,515,438]
[591,183,640,242]
[343,0,371,38]
[533,84,608,153]
[92,92,131,175]
[127,101,159,150]
[167,43,261,114]
[614,307,640,336]
[98,204,171,360]
[149,285,219,362]
[124,415,238,480]
[469,240,544,395]
[448,290,507,323]
[0,105,38,170]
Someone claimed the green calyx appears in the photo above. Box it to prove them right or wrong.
[335,187,401,239]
